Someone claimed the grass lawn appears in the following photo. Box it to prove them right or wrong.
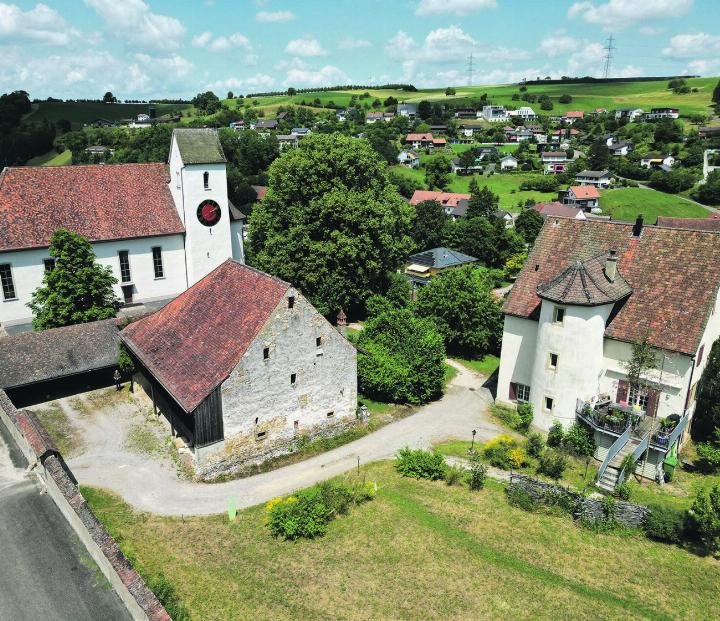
[85,460,720,621]
[453,354,500,377]
[600,187,709,222]
[391,166,556,211]
[25,149,72,166]
[32,401,84,457]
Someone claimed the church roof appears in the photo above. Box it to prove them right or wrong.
[172,128,226,165]
[537,253,632,306]
[0,163,185,252]
[504,218,720,355]
[122,260,290,412]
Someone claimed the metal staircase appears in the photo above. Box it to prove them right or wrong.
[596,418,659,493]
[596,438,642,492]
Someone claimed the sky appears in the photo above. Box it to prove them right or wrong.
[0,0,719,100]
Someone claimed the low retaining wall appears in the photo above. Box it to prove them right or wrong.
[508,473,649,529]
[0,389,169,621]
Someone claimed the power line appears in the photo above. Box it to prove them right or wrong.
[467,53,474,86]
[602,34,616,79]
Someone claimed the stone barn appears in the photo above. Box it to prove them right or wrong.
[121,259,357,477]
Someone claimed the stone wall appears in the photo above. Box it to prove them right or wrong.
[508,473,649,529]
[0,389,170,621]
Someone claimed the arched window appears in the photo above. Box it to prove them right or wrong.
[203,171,209,189]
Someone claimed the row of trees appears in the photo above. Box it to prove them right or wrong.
[0,90,57,167]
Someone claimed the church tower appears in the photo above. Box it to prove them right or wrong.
[169,128,241,286]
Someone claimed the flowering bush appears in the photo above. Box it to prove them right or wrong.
[483,435,527,470]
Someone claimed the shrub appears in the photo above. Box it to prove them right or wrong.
[146,573,192,621]
[483,435,527,470]
[526,432,545,458]
[618,453,638,482]
[318,481,353,515]
[696,441,720,474]
[644,504,686,544]
[506,486,538,511]
[467,456,487,490]
[517,402,534,433]
[687,485,720,555]
[614,482,631,501]
[395,447,446,480]
[547,421,565,447]
[536,450,568,480]
[563,423,596,457]
[266,488,331,540]
[445,465,464,486]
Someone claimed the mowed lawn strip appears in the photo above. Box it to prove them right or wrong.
[85,461,720,621]
[600,187,709,222]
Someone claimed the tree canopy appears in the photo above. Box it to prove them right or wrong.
[425,155,452,190]
[411,199,451,251]
[514,208,544,244]
[693,339,720,440]
[414,265,503,356]
[29,229,121,330]
[248,133,413,315]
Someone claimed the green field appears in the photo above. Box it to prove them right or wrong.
[600,187,710,222]
[24,101,192,128]
[391,166,557,210]
[86,460,720,621]
[228,77,717,118]
[24,149,72,166]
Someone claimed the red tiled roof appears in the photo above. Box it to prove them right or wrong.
[251,184,268,200]
[504,218,720,355]
[568,185,600,199]
[410,190,471,207]
[656,216,720,231]
[531,202,585,218]
[122,260,289,412]
[406,133,433,142]
[565,111,584,118]
[0,164,184,252]
[433,138,447,145]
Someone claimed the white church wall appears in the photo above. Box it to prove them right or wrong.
[0,235,187,325]
[496,314,538,407]
[230,221,245,263]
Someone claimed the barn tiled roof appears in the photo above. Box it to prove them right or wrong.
[408,247,477,269]
[0,319,122,389]
[410,190,470,207]
[504,218,720,355]
[537,253,632,306]
[0,163,184,252]
[656,216,720,231]
[173,128,226,164]
[568,185,600,199]
[122,260,289,412]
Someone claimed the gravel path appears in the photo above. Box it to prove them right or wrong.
[54,360,502,516]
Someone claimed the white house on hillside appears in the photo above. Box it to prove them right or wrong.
[497,216,720,487]
[0,128,244,328]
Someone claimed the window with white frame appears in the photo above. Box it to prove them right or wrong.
[152,247,164,279]
[516,383,530,402]
[553,306,565,323]
[544,396,554,412]
[548,353,558,370]
[0,263,16,300]
[628,385,649,410]
[118,251,131,283]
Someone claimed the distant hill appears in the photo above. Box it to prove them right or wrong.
[23,101,192,129]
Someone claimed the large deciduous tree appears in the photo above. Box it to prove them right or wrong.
[450,217,525,269]
[466,185,499,219]
[248,133,413,315]
[693,339,720,440]
[424,155,452,190]
[411,199,450,250]
[415,265,503,356]
[29,229,121,330]
[514,207,544,244]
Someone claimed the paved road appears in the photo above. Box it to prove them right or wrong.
[0,423,130,621]
[67,360,505,516]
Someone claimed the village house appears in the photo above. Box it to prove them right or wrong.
[290,127,311,137]
[602,133,617,147]
[397,103,418,118]
[451,158,482,175]
[365,111,394,124]
[575,169,612,188]
[410,190,471,220]
[397,149,420,168]
[254,119,279,130]
[703,149,720,181]
[610,141,633,156]
[504,127,533,142]
[500,154,519,171]
[405,133,445,149]
[497,216,720,488]
[506,106,537,120]
[481,105,507,122]
[699,126,720,138]
[541,151,571,174]
[562,111,584,124]
[404,247,477,288]
[645,108,680,120]
[615,108,644,121]
[0,128,244,329]
[335,109,347,122]
[122,259,357,477]
[531,202,587,220]
[640,153,675,170]
[454,108,479,119]
[559,185,600,211]
[657,213,720,232]
[277,134,300,150]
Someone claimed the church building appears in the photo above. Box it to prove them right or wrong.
[0,128,244,328]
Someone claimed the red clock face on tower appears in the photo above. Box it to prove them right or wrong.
[197,200,221,227]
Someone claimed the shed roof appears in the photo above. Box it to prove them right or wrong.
[568,185,600,199]
[408,247,477,269]
[172,128,226,164]
[122,260,290,412]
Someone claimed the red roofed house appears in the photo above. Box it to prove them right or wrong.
[122,259,357,477]
[563,111,584,124]
[410,190,471,219]
[531,202,587,220]
[497,216,720,488]
[559,185,600,211]
[0,129,245,328]
[405,133,436,149]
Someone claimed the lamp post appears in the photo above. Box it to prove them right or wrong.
[468,429,477,455]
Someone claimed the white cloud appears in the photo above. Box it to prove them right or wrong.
[84,0,185,50]
[192,31,212,47]
[568,0,693,31]
[192,31,252,53]
[683,58,720,75]
[282,59,348,87]
[639,26,665,35]
[662,32,720,59]
[256,10,295,22]
[415,0,496,16]
[206,74,276,92]
[285,35,326,57]
[338,37,372,49]
[538,33,582,57]
[0,2,79,46]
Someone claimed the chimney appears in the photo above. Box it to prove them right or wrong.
[632,214,644,237]
[336,308,347,336]
[605,249,618,282]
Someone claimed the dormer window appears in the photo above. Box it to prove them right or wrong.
[203,171,210,189]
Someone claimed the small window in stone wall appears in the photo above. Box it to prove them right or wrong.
[316,336,322,347]
[288,296,295,309]
[254,417,259,425]
[291,373,297,385]
[263,347,269,360]
[327,411,334,418]
[294,420,299,430]
[256,431,267,440]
